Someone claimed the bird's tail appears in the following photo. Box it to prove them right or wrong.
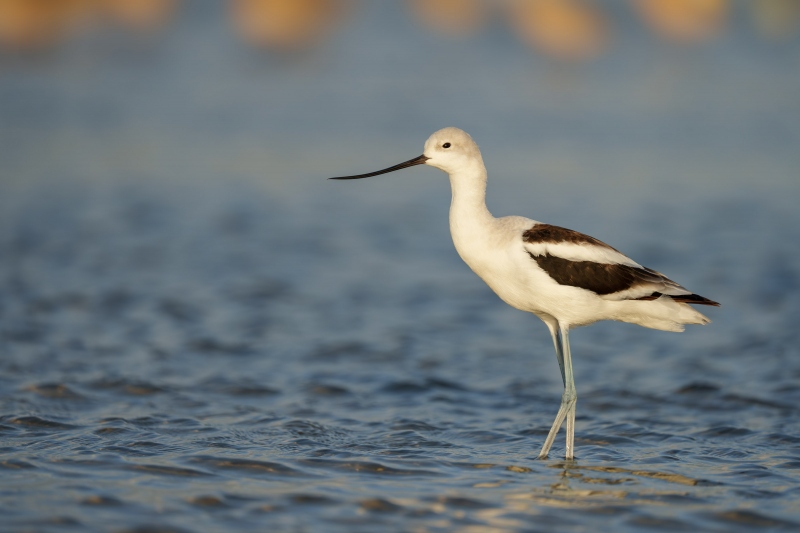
[617,295,712,332]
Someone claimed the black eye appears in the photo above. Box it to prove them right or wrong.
[442,142,451,148]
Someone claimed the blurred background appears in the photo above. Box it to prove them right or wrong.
[1,0,797,199]
[1,1,799,532]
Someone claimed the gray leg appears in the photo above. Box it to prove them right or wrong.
[561,326,577,459]
[538,324,578,460]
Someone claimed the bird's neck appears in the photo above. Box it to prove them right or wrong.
[448,162,494,240]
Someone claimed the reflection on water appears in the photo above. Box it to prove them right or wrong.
[753,0,800,39]
[0,0,178,51]
[229,0,352,51]
[507,0,610,62]
[408,0,490,38]
[1,0,798,57]
[100,0,179,33]
[632,0,728,44]
[0,0,84,51]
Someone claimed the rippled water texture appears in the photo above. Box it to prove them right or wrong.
[1,2,800,532]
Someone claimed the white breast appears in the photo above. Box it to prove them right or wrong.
[450,215,551,312]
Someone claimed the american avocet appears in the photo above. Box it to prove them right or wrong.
[331,127,719,460]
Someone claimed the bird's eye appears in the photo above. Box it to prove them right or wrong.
[442,142,451,148]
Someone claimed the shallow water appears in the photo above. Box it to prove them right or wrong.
[2,179,798,532]
[1,2,800,532]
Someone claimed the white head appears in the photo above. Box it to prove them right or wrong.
[330,127,484,181]
[422,127,484,175]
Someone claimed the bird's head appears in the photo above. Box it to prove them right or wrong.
[422,127,482,175]
[330,127,483,181]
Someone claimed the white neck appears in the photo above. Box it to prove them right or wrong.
[448,159,495,244]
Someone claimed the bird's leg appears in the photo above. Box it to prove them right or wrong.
[560,325,577,460]
[538,325,565,458]
[538,325,578,460]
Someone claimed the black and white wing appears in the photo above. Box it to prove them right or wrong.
[522,224,719,306]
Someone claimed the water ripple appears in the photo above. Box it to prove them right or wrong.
[1,165,798,532]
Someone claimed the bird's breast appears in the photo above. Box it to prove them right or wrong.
[450,221,540,311]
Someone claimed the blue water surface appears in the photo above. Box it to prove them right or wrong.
[1,2,799,531]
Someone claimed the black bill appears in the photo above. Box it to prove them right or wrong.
[330,154,429,180]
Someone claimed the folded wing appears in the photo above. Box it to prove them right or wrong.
[523,224,719,306]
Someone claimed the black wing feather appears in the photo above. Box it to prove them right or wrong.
[524,224,719,306]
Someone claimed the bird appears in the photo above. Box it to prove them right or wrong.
[330,127,718,460]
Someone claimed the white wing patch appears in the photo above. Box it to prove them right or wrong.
[524,241,642,268]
